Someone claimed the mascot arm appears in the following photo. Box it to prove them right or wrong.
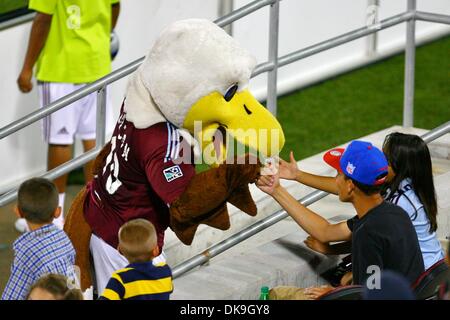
[169,154,261,245]
[144,148,196,206]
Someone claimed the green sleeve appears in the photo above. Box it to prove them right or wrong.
[28,0,57,15]
[111,0,120,4]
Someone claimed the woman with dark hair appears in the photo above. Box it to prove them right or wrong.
[279,132,444,271]
[382,132,444,269]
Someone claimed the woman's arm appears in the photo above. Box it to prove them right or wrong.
[279,151,338,195]
[296,170,339,195]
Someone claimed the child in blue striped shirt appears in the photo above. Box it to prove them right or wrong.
[2,178,76,300]
[99,219,173,300]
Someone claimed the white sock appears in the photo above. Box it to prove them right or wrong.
[58,193,65,217]
[54,192,65,229]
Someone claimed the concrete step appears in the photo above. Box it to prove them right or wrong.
[170,125,450,299]
[172,230,340,300]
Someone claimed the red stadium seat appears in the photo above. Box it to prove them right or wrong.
[437,280,449,300]
[412,259,450,300]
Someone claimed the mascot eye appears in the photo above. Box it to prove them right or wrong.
[224,84,238,102]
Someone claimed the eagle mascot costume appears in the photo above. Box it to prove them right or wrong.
[64,19,285,292]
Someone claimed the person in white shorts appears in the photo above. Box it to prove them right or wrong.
[16,0,120,231]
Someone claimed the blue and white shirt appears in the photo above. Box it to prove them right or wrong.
[2,224,76,300]
[387,179,445,270]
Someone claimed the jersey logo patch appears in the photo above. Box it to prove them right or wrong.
[163,165,183,182]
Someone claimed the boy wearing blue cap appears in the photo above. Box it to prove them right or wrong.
[258,140,424,295]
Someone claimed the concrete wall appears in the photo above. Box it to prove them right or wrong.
[0,0,449,193]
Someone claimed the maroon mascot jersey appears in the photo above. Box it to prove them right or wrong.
[84,107,195,250]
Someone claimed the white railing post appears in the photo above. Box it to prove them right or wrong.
[403,0,416,127]
[366,0,379,57]
[218,0,234,35]
[266,0,279,115]
[96,86,107,147]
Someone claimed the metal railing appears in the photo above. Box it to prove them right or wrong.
[1,0,448,208]
[0,1,449,270]
[173,189,329,278]
[1,0,449,207]
[0,12,35,31]
[0,0,279,206]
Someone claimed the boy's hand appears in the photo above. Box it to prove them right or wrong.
[279,151,298,180]
[304,285,335,300]
[256,159,280,195]
[340,271,353,286]
[18,69,33,93]
[304,236,333,255]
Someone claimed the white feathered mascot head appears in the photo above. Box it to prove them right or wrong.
[124,19,284,164]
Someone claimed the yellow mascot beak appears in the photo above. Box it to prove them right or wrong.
[183,89,285,165]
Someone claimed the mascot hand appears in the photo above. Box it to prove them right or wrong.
[169,154,261,245]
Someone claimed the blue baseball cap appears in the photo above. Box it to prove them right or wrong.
[323,140,388,186]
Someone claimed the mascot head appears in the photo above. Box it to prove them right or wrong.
[125,19,285,164]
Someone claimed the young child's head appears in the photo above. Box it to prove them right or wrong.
[382,132,437,233]
[16,177,60,225]
[118,219,159,263]
[27,274,83,300]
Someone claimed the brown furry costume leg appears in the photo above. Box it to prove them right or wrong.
[63,142,111,291]
[63,186,92,290]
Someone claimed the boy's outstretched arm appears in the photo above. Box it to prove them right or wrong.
[272,186,351,243]
[257,171,351,243]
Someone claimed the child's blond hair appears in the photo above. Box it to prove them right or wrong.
[118,219,157,263]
